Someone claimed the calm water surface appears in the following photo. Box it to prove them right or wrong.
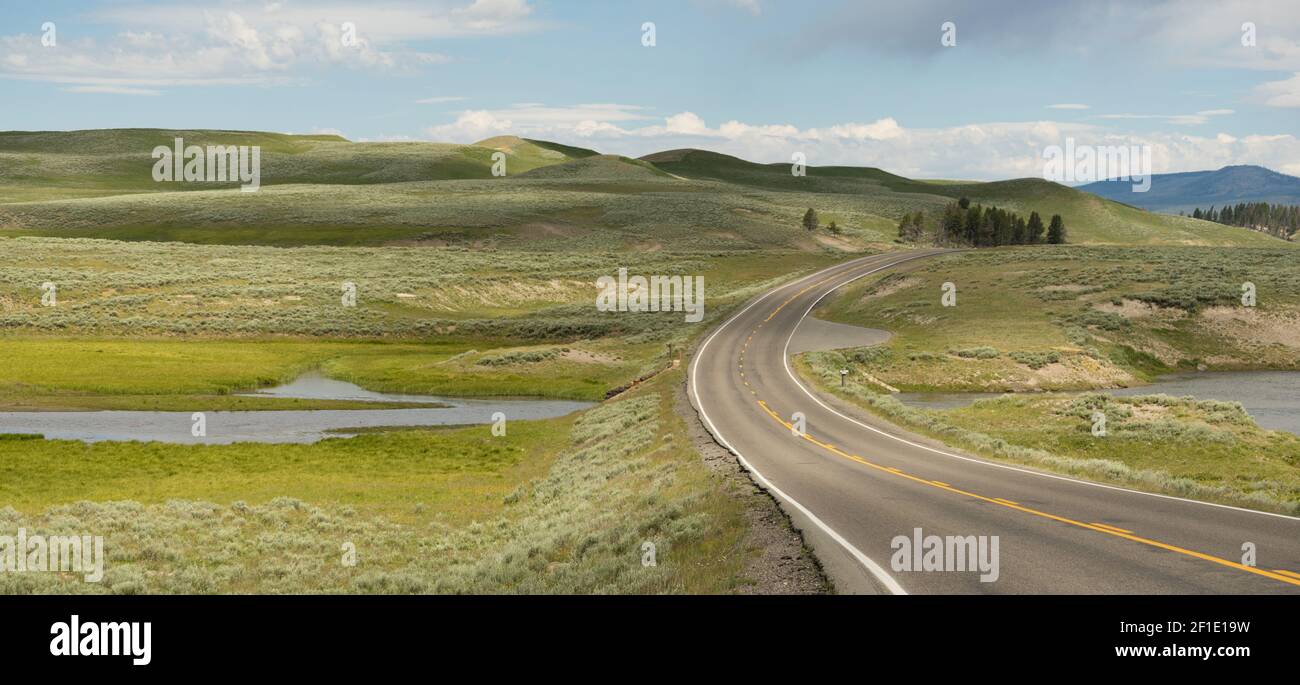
[0,374,593,444]
[894,371,1300,435]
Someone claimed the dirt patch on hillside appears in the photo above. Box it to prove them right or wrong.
[514,222,581,239]
[1200,306,1300,349]
[861,276,920,302]
[1032,356,1135,388]
[812,234,858,251]
[561,349,620,365]
[1124,333,1187,365]
[1094,298,1185,321]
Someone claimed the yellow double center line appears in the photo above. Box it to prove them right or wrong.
[749,267,1300,590]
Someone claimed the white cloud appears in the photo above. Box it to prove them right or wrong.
[1047,103,1089,110]
[1097,109,1234,126]
[425,103,650,140]
[62,85,162,96]
[1256,72,1300,107]
[664,112,710,135]
[423,105,1300,180]
[450,0,536,33]
[416,95,468,104]
[92,1,545,40]
[0,1,530,91]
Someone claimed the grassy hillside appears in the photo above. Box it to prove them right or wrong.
[801,351,1300,515]
[797,244,1300,514]
[2,128,1272,249]
[925,178,1283,246]
[640,148,1280,247]
[0,131,894,250]
[0,129,590,204]
[0,223,834,594]
[814,246,1300,393]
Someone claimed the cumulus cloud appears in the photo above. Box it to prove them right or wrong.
[0,1,532,91]
[423,105,1300,180]
[425,103,651,140]
[1256,72,1300,108]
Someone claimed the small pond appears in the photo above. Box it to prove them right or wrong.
[0,374,594,444]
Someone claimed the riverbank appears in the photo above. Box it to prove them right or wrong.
[798,350,1300,516]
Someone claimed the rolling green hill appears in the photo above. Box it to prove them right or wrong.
[640,148,1284,247]
[0,130,594,204]
[0,129,1282,249]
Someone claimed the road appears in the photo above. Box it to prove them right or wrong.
[689,250,1300,594]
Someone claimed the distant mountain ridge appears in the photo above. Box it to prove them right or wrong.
[1079,165,1300,213]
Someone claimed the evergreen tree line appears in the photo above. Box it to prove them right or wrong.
[900,197,1066,246]
[1186,202,1300,240]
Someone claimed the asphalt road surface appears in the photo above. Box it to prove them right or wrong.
[689,250,1300,594]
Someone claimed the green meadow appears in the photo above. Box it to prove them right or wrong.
[1,128,1291,593]
[798,244,1300,514]
[800,353,1300,515]
[1,376,773,594]
[814,246,1300,393]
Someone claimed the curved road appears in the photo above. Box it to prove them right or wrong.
[689,250,1300,594]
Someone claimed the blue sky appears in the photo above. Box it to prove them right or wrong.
[2,0,1299,179]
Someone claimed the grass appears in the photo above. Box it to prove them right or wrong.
[0,236,841,406]
[814,246,1300,392]
[641,148,1281,247]
[6,128,1268,251]
[0,413,569,521]
[0,337,657,406]
[0,130,590,202]
[799,351,1300,514]
[7,128,1288,594]
[0,370,761,594]
[0,236,834,337]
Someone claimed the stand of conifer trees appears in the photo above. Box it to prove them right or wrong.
[1188,202,1299,240]
[900,197,1064,246]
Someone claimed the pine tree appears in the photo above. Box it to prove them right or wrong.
[1027,212,1044,244]
[802,208,818,232]
[1012,216,1027,245]
[1047,214,1066,244]
[897,213,913,239]
[941,203,965,245]
[965,205,982,245]
[897,212,925,242]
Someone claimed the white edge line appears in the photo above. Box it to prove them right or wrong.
[690,253,910,595]
[780,254,1300,524]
